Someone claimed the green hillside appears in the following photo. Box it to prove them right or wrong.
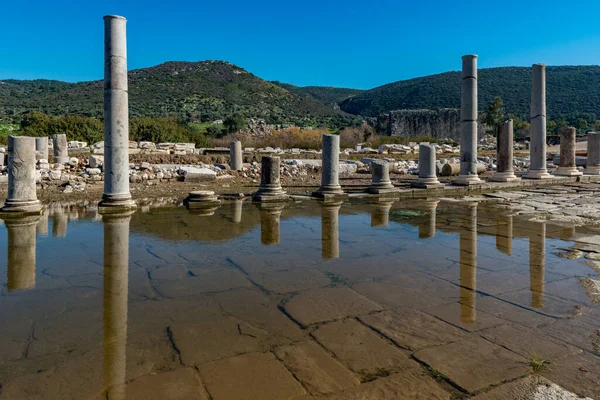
[339,66,600,119]
[273,82,363,105]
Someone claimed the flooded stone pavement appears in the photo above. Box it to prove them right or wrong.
[0,197,599,399]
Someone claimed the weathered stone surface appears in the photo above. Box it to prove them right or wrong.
[542,352,600,399]
[471,294,555,328]
[423,302,505,332]
[352,281,451,310]
[314,134,343,196]
[2,136,42,213]
[471,375,593,400]
[126,368,209,400]
[359,308,467,351]
[414,337,528,393]
[284,287,382,326]
[248,267,331,293]
[153,268,251,297]
[312,319,415,376]
[542,318,600,354]
[274,340,359,395]
[197,352,307,400]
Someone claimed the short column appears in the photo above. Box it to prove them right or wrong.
[4,215,40,291]
[229,140,243,171]
[100,15,136,212]
[321,200,342,259]
[555,126,582,176]
[1,136,42,214]
[585,132,600,175]
[52,134,69,163]
[313,134,344,197]
[253,156,288,202]
[412,143,442,188]
[454,55,481,185]
[524,64,551,179]
[184,191,220,216]
[35,137,49,161]
[256,202,286,245]
[490,120,518,181]
[367,160,397,193]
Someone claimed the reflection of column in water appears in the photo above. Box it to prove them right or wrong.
[370,199,394,227]
[102,212,132,400]
[256,203,286,245]
[529,222,546,308]
[557,226,575,241]
[232,199,243,224]
[36,209,49,237]
[459,203,477,325]
[5,215,40,291]
[418,200,439,239]
[495,213,513,256]
[321,200,342,260]
[52,212,68,238]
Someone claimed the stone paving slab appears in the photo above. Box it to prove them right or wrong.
[246,267,331,293]
[499,289,581,318]
[153,268,252,297]
[284,287,382,326]
[197,352,307,400]
[352,281,451,310]
[542,352,600,399]
[312,319,416,377]
[471,375,594,399]
[422,301,505,332]
[413,336,528,393]
[358,308,466,351]
[125,368,209,400]
[274,340,360,395]
[471,294,556,328]
[542,318,600,354]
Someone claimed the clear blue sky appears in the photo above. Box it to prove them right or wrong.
[1,0,599,89]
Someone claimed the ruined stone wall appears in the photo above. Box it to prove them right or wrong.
[377,109,485,141]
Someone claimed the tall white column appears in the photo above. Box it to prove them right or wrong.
[524,64,551,179]
[99,15,136,211]
[314,134,344,197]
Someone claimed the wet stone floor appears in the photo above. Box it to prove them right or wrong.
[0,197,599,399]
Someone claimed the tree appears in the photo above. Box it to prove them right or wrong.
[575,118,588,131]
[482,96,505,136]
[223,114,246,134]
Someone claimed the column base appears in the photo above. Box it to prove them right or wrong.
[366,181,398,194]
[584,166,600,175]
[554,167,583,177]
[411,177,443,188]
[98,193,137,214]
[252,189,289,203]
[489,171,519,182]
[522,169,552,179]
[452,175,482,186]
[313,185,344,198]
[0,199,43,216]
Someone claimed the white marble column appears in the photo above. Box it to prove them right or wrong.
[229,140,243,171]
[524,64,551,179]
[490,120,518,182]
[314,134,344,197]
[253,156,288,202]
[35,137,49,161]
[367,160,397,193]
[1,136,42,214]
[100,15,136,211]
[52,134,69,163]
[412,143,442,188]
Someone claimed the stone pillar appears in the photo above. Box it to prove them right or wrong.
[454,55,481,185]
[52,134,69,163]
[100,15,136,212]
[184,191,220,216]
[495,214,513,256]
[529,222,545,308]
[555,126,582,176]
[370,199,394,227]
[313,134,344,197]
[459,202,477,325]
[0,136,42,214]
[4,215,40,291]
[36,210,49,236]
[231,199,243,223]
[253,156,288,202]
[418,200,439,239]
[524,64,551,179]
[585,132,600,175]
[321,200,342,259]
[412,143,442,188]
[490,120,518,182]
[229,140,243,171]
[367,160,397,193]
[52,212,68,237]
[102,212,132,400]
[256,203,285,245]
[35,137,49,161]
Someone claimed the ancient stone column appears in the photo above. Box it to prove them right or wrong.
[253,156,288,202]
[231,199,243,223]
[314,134,344,197]
[229,140,243,171]
[36,210,49,236]
[256,203,285,245]
[370,199,394,227]
[321,200,342,259]
[1,136,42,214]
[367,160,397,193]
[102,212,132,400]
[52,134,69,163]
[524,64,551,179]
[100,15,136,212]
[454,55,481,185]
[35,137,49,161]
[4,215,40,291]
[529,222,545,308]
[52,212,68,237]
[495,214,513,256]
[490,120,518,182]
[459,202,477,325]
[418,200,439,239]
[555,126,582,176]
[184,191,220,216]
[412,143,442,188]
[585,132,600,175]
